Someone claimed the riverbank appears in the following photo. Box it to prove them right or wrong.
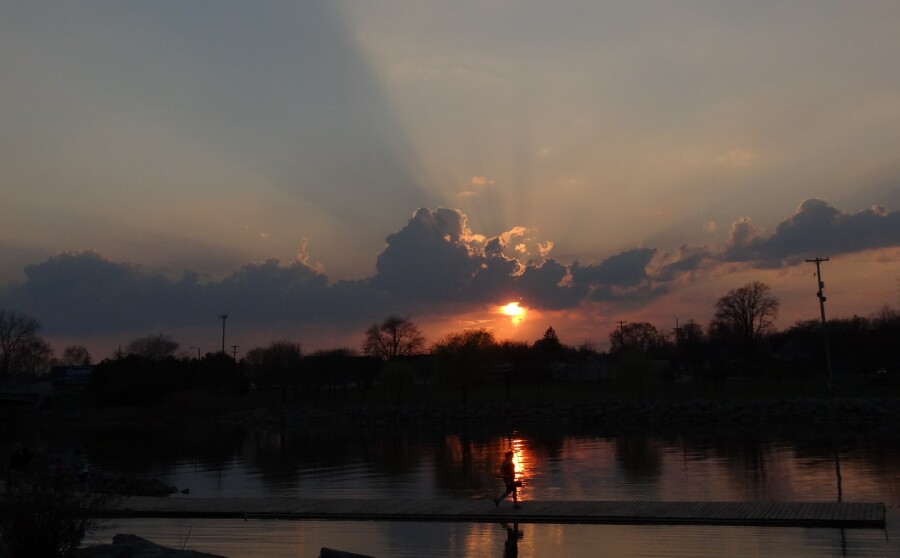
[8,373,897,436]
[237,396,900,428]
[22,392,900,440]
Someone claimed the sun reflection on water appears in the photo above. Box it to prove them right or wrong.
[505,437,533,499]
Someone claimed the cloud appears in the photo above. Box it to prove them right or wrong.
[296,238,325,274]
[1,251,341,335]
[370,208,485,301]
[4,252,189,332]
[491,227,554,266]
[566,248,666,303]
[2,200,898,342]
[726,217,764,253]
[470,175,495,187]
[570,248,656,287]
[367,209,581,310]
[724,198,900,265]
[512,259,581,310]
[460,175,496,198]
[655,245,716,281]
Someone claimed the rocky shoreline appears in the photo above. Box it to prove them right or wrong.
[75,534,225,557]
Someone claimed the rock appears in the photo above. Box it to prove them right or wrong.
[91,474,180,497]
[76,534,227,557]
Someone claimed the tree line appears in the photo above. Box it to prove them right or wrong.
[1,280,898,405]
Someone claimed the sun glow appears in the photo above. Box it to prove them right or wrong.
[507,438,531,498]
[500,302,526,326]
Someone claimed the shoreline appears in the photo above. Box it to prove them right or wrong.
[25,394,900,435]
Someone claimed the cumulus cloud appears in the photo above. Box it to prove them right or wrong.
[566,248,665,303]
[514,259,582,310]
[654,245,716,281]
[724,198,900,265]
[4,252,192,332]
[370,208,485,301]
[2,200,898,341]
[296,238,325,274]
[0,250,346,335]
[571,248,656,287]
[490,227,554,267]
[726,217,764,253]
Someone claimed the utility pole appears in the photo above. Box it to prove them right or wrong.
[806,258,834,396]
[231,345,239,361]
[219,314,228,354]
[615,320,627,351]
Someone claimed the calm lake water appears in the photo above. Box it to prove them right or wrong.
[13,419,900,557]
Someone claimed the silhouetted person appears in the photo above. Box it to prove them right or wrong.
[494,451,521,509]
[501,522,523,558]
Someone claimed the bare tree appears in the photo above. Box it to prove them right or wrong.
[21,338,53,375]
[0,310,51,378]
[710,281,779,350]
[125,333,179,361]
[432,328,497,403]
[61,345,92,366]
[363,316,426,360]
[672,320,706,373]
[872,304,899,324]
[609,322,668,355]
[261,340,303,404]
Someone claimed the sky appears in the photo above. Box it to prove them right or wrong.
[2,1,899,360]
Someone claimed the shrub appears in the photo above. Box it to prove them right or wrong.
[0,480,112,557]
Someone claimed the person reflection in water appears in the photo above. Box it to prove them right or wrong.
[494,451,521,509]
[501,522,523,557]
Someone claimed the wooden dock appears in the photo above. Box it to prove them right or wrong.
[104,497,885,529]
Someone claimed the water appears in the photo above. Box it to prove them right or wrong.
[17,421,900,556]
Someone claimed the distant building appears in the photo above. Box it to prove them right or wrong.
[49,365,94,389]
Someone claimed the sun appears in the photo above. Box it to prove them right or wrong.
[501,302,524,316]
[500,302,526,326]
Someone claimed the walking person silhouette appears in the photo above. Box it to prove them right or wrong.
[494,451,521,509]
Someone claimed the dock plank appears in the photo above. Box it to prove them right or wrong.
[97,497,885,529]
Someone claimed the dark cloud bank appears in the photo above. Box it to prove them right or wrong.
[2,199,898,338]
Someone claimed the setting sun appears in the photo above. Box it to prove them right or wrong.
[500,302,526,326]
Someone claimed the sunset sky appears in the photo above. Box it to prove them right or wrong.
[2,1,899,359]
